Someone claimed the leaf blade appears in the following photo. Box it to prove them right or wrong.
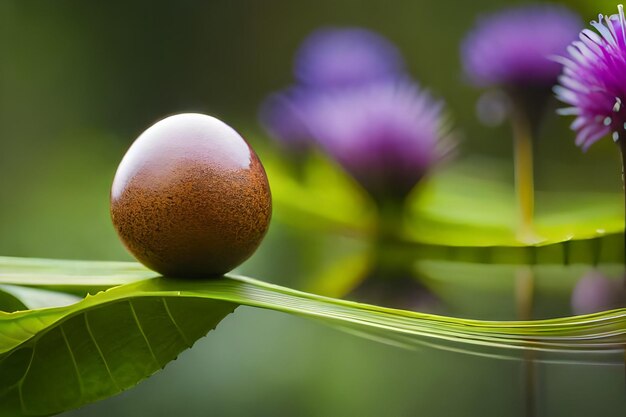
[1,257,626,416]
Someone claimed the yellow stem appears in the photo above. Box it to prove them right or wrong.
[512,114,535,241]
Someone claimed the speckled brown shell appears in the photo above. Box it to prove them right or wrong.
[110,113,272,278]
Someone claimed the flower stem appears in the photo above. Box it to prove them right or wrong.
[284,150,311,184]
[618,139,626,264]
[375,198,406,241]
[511,109,535,241]
[618,140,626,306]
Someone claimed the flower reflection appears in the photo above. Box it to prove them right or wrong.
[346,245,441,312]
[571,270,623,315]
[348,272,440,312]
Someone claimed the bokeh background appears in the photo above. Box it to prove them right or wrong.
[1,0,625,416]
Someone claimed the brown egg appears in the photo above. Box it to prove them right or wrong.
[110,113,272,278]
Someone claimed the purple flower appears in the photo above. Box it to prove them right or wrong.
[260,27,406,154]
[294,27,405,88]
[305,81,454,203]
[258,88,314,154]
[462,5,581,88]
[555,5,626,150]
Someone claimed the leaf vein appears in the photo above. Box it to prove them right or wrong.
[128,300,160,367]
[161,298,193,348]
[84,312,122,392]
[60,324,84,401]
[17,344,36,415]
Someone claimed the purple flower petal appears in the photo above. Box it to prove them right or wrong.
[258,88,316,153]
[555,5,626,149]
[294,27,405,88]
[304,80,454,202]
[462,5,581,88]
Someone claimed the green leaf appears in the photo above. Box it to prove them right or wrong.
[265,153,374,234]
[0,285,81,311]
[408,163,623,246]
[303,252,370,297]
[0,256,153,295]
[1,256,626,416]
[0,289,28,313]
[0,291,235,416]
[265,155,624,257]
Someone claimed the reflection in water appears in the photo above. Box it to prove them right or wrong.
[342,238,441,312]
[571,270,625,315]
[248,230,626,415]
[3,252,626,417]
[347,272,441,313]
[310,238,626,361]
[515,266,538,417]
[416,260,626,321]
[516,266,535,320]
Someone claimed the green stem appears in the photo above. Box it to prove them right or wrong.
[618,141,626,319]
[618,139,626,264]
[484,108,544,403]
[511,112,535,241]
[375,198,406,242]
[610,137,626,389]
[283,149,311,184]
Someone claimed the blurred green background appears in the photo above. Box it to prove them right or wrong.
[1,0,623,261]
[1,0,625,416]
